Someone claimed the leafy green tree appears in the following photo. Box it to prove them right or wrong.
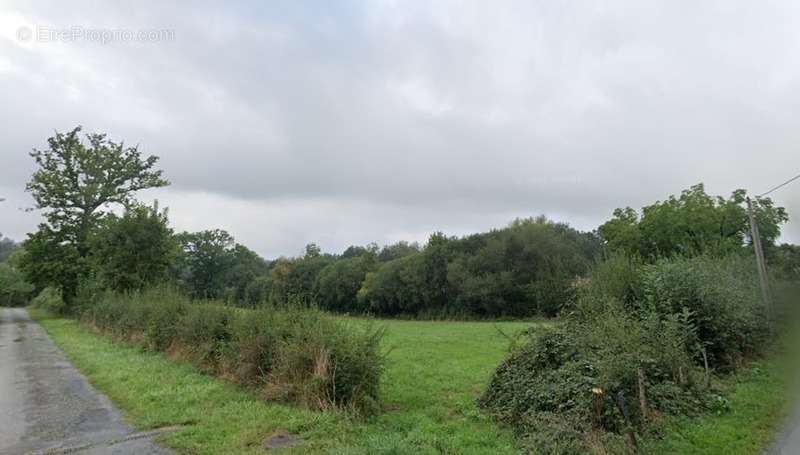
[90,202,179,292]
[22,126,167,302]
[315,255,377,312]
[599,184,787,260]
[223,244,269,302]
[358,253,428,315]
[0,233,18,263]
[378,241,420,262]
[175,229,235,299]
[447,217,593,316]
[341,243,378,259]
[285,253,335,302]
[244,274,272,305]
[421,232,452,308]
[595,207,641,256]
[0,256,34,306]
[269,258,293,304]
[17,226,82,299]
[304,243,322,258]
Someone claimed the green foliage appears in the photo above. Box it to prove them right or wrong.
[31,286,66,314]
[482,254,771,453]
[268,258,293,305]
[358,253,428,315]
[315,255,376,312]
[25,127,167,245]
[599,184,788,259]
[641,256,769,369]
[0,261,34,306]
[243,274,272,306]
[81,287,384,415]
[22,126,168,303]
[0,233,19,263]
[90,203,179,292]
[224,244,270,302]
[359,217,597,317]
[285,253,335,302]
[580,253,644,309]
[377,241,420,262]
[174,229,236,299]
[774,243,800,280]
[447,218,595,317]
[174,230,271,302]
[18,226,83,300]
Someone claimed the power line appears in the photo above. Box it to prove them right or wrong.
[757,172,800,198]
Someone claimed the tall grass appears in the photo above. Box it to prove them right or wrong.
[81,287,384,415]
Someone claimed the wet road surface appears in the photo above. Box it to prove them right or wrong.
[0,307,172,454]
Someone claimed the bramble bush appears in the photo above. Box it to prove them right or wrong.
[481,254,771,453]
[82,287,384,415]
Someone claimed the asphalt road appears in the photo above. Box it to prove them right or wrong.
[769,396,800,455]
[0,307,172,455]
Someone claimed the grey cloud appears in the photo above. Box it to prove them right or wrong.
[1,0,799,256]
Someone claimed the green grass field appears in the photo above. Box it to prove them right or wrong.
[33,310,532,454]
[32,310,792,454]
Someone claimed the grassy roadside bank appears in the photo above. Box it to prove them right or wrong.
[31,309,530,454]
[643,338,796,454]
[31,307,795,454]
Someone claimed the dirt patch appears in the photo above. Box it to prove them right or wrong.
[262,430,302,450]
[383,402,403,412]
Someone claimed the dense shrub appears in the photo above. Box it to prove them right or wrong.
[482,254,769,453]
[243,275,272,306]
[30,286,66,314]
[640,256,768,368]
[90,203,178,292]
[0,262,34,307]
[774,243,800,280]
[0,233,18,263]
[81,287,384,415]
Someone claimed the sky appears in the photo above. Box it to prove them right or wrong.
[1,0,799,259]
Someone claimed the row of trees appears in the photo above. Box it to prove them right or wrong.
[10,126,797,317]
[12,128,601,317]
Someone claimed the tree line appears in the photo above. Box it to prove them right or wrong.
[5,127,797,317]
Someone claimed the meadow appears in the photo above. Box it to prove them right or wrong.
[32,309,533,454]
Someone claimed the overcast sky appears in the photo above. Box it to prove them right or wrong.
[1,1,799,258]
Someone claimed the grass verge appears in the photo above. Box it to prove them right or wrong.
[31,309,531,454]
[643,339,796,454]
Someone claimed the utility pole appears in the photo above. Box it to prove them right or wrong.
[746,197,771,313]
